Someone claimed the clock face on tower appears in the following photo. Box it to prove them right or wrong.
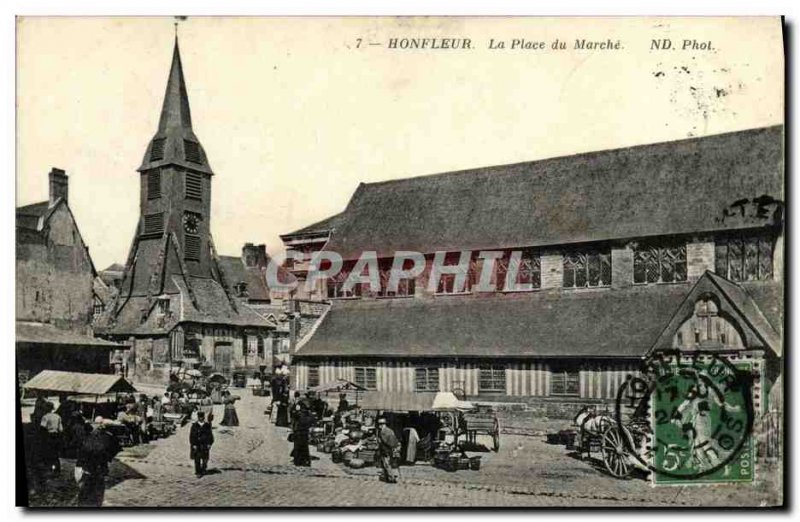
[183,212,201,234]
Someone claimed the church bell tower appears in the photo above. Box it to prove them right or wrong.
[136,36,215,279]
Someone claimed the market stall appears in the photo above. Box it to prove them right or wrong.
[23,370,140,449]
[320,391,483,471]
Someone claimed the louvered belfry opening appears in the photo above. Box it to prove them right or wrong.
[184,234,201,260]
[185,171,203,200]
[150,138,166,161]
[143,212,164,235]
[147,170,161,200]
[184,140,202,164]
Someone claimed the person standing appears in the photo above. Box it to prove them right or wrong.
[40,402,63,474]
[220,391,240,427]
[291,405,315,467]
[337,393,349,414]
[75,418,120,507]
[189,411,214,477]
[376,418,399,483]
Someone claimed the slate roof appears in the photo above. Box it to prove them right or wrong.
[138,37,213,175]
[16,201,50,230]
[16,322,119,347]
[295,285,692,360]
[306,126,783,259]
[218,256,271,301]
[282,212,345,239]
[23,370,136,395]
[100,275,275,336]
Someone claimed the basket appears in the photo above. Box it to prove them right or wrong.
[358,449,377,464]
[458,457,471,470]
[332,449,343,463]
[446,455,460,472]
[469,456,482,470]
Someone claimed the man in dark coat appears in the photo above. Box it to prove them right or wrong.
[337,393,349,414]
[75,419,121,507]
[291,406,315,467]
[376,417,400,483]
[189,411,214,477]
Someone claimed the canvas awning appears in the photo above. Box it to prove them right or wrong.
[309,379,366,393]
[359,391,473,412]
[22,370,137,396]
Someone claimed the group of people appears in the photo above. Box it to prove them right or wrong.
[27,395,121,506]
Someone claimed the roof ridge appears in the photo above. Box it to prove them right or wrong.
[360,124,783,190]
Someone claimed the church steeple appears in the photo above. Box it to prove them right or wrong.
[138,36,213,175]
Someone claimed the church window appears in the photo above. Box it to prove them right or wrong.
[496,249,541,291]
[633,241,687,284]
[150,138,166,161]
[327,270,361,299]
[147,170,161,200]
[715,233,774,282]
[184,140,203,164]
[563,250,611,288]
[184,235,201,261]
[143,213,164,236]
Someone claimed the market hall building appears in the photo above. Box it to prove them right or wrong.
[285,126,784,417]
[95,39,275,383]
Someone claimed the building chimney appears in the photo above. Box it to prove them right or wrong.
[48,168,68,206]
[242,243,268,268]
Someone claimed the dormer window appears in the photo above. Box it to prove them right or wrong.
[156,296,170,316]
[234,281,249,297]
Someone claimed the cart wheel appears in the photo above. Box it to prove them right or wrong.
[492,417,500,452]
[601,426,632,479]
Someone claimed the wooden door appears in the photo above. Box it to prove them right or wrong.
[214,342,233,377]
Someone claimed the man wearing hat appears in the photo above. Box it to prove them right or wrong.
[189,411,214,477]
[376,417,400,483]
[75,418,120,507]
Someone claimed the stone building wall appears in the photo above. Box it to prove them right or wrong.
[16,205,95,331]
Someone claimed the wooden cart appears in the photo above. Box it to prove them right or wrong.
[461,407,501,452]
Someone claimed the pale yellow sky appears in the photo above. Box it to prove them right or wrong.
[16,17,783,270]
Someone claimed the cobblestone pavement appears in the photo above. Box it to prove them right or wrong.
[26,387,782,507]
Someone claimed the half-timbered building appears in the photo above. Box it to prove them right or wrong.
[284,126,784,417]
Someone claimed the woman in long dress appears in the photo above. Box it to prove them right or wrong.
[220,391,240,427]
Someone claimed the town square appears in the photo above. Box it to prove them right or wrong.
[15,17,784,508]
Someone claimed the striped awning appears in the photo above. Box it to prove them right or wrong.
[359,391,473,412]
[22,370,137,396]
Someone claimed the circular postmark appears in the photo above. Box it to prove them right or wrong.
[615,350,755,481]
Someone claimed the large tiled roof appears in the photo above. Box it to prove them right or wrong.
[295,285,692,360]
[309,126,782,259]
